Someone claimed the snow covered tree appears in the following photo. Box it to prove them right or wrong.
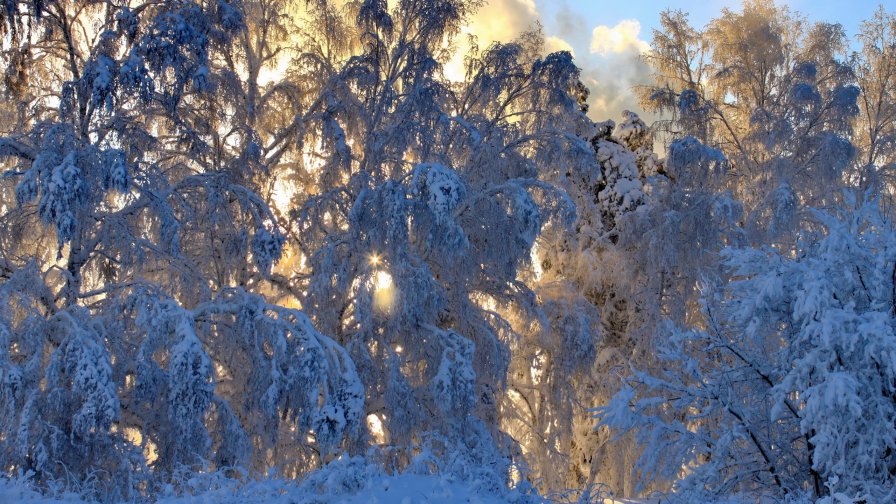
[854,7,896,194]
[641,1,860,228]
[0,1,361,499]
[596,195,896,502]
[265,2,596,486]
[0,0,287,304]
[0,0,598,500]
[501,110,678,495]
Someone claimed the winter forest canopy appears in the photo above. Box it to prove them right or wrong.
[0,0,895,502]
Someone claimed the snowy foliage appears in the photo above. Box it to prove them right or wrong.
[594,137,646,220]
[0,267,141,502]
[276,5,589,489]
[0,0,594,500]
[3,1,896,503]
[580,6,896,501]
[596,197,896,502]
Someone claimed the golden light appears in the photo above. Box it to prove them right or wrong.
[369,256,397,314]
[530,350,547,381]
[270,137,326,214]
[366,414,387,444]
[374,270,393,290]
[472,291,498,312]
[530,241,543,281]
[271,175,296,213]
[123,427,159,464]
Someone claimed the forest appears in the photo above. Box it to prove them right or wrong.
[0,0,895,502]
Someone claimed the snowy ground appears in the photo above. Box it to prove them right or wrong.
[0,473,668,504]
[1,473,530,504]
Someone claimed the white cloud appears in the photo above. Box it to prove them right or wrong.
[581,18,654,122]
[466,0,539,46]
[589,19,650,56]
[442,1,656,127]
[545,35,574,56]
[444,0,540,81]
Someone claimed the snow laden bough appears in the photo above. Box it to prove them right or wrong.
[294,155,573,486]
[595,197,896,503]
[0,272,364,501]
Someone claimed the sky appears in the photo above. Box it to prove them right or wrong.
[454,0,886,123]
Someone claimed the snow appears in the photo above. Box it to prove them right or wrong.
[0,473,527,504]
[3,0,896,503]
[0,474,766,504]
[336,474,513,504]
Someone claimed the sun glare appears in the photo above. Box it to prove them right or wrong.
[374,270,393,290]
[366,414,387,444]
[370,259,396,314]
[271,177,296,213]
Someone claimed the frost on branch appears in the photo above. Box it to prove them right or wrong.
[0,268,139,501]
[129,287,364,475]
[251,223,285,276]
[596,198,896,502]
[166,321,214,466]
[665,135,726,187]
[429,329,476,415]
[411,163,465,226]
[594,138,645,221]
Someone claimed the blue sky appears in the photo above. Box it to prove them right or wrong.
[458,1,886,122]
[536,1,879,45]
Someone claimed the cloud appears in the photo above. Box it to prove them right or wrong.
[581,56,652,122]
[444,0,540,81]
[565,17,654,124]
[464,0,539,46]
[544,35,574,56]
[441,0,656,130]
[465,0,573,58]
[552,1,590,47]
[589,19,650,56]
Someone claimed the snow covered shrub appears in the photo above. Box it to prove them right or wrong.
[0,267,145,502]
[121,287,365,478]
[596,196,896,502]
[0,278,367,500]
